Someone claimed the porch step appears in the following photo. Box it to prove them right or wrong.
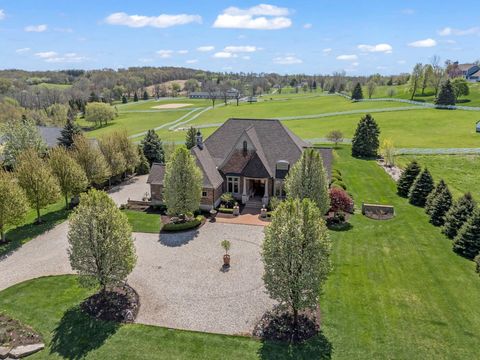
[245,199,264,209]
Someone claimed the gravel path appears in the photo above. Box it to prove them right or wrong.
[0,176,274,335]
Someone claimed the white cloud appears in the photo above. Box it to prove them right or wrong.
[408,38,437,47]
[242,55,251,60]
[322,48,332,54]
[0,9,5,20]
[177,50,189,54]
[25,24,47,32]
[35,51,58,59]
[445,39,456,44]
[438,26,480,36]
[223,45,258,53]
[213,51,237,58]
[352,62,359,67]
[358,43,393,53]
[16,48,31,54]
[337,54,358,61]
[156,50,174,58]
[104,12,201,28]
[213,4,291,30]
[186,59,198,64]
[273,56,302,65]
[197,45,215,52]
[35,51,86,63]
[303,23,312,29]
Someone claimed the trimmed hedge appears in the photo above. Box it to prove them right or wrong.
[331,180,347,190]
[218,207,234,214]
[163,215,205,232]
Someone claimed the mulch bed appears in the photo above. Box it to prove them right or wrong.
[0,313,42,348]
[252,305,320,343]
[81,284,140,323]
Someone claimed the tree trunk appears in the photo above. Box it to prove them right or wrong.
[1,227,5,244]
[292,307,299,342]
[65,194,69,209]
[36,205,41,224]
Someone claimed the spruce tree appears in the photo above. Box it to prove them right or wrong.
[58,118,83,148]
[351,114,380,158]
[425,179,447,214]
[328,84,335,94]
[453,208,480,259]
[475,255,480,275]
[351,82,363,100]
[435,79,456,106]
[442,193,476,239]
[185,127,197,150]
[143,91,149,100]
[122,95,128,104]
[141,129,164,165]
[133,92,139,102]
[397,161,421,197]
[429,184,453,226]
[408,168,434,207]
[136,145,150,175]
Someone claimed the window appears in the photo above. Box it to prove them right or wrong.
[202,191,208,197]
[227,176,240,194]
[243,140,248,152]
[275,180,286,198]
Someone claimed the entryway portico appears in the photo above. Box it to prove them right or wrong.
[241,177,270,206]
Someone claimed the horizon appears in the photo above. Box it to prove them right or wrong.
[0,0,479,75]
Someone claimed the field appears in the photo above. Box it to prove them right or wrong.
[395,154,480,199]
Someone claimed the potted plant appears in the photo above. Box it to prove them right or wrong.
[260,205,268,218]
[221,240,231,267]
[233,202,240,216]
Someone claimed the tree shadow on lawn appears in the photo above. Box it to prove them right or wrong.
[50,306,120,360]
[0,208,69,260]
[258,332,332,360]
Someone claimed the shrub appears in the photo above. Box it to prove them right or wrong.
[329,188,354,213]
[218,207,234,214]
[326,212,346,227]
[268,196,281,211]
[162,215,204,232]
[332,169,342,177]
[220,192,235,208]
[331,180,347,190]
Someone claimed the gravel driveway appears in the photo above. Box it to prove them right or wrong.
[0,175,274,335]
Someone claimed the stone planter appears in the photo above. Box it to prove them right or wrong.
[233,206,240,216]
[223,254,231,267]
[260,207,268,218]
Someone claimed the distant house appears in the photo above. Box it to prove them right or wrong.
[148,118,332,210]
[476,120,480,133]
[189,88,240,99]
[457,63,480,82]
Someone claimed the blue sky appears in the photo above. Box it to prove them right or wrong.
[0,0,478,74]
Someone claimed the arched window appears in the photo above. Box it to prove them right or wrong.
[243,140,248,152]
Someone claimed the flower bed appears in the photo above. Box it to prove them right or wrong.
[0,313,44,358]
[162,215,205,232]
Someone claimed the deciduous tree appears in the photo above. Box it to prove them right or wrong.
[84,102,116,127]
[326,130,344,148]
[72,135,111,185]
[0,171,29,243]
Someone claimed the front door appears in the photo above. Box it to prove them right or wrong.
[250,179,265,197]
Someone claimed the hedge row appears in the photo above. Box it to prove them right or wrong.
[162,215,205,232]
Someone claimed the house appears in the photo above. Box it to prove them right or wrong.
[148,118,333,210]
[457,63,480,82]
[476,120,480,133]
[189,88,240,99]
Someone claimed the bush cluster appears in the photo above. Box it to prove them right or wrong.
[162,215,204,232]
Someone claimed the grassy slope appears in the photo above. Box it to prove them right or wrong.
[323,146,480,359]
[123,210,162,233]
[395,154,480,199]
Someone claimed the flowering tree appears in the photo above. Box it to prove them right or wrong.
[329,188,354,213]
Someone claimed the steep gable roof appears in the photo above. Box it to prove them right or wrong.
[191,145,223,188]
[147,163,165,185]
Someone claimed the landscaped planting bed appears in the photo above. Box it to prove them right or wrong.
[162,215,205,232]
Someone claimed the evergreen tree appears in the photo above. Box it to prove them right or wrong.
[122,95,128,104]
[429,183,453,226]
[328,84,335,94]
[435,79,456,106]
[475,254,480,275]
[351,114,380,158]
[397,161,421,197]
[425,179,447,214]
[58,118,83,148]
[136,145,150,175]
[408,168,434,207]
[185,127,197,150]
[351,82,363,100]
[143,90,149,100]
[453,208,480,259]
[442,193,477,239]
[133,92,139,102]
[141,129,165,164]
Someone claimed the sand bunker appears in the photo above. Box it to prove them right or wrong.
[152,103,193,109]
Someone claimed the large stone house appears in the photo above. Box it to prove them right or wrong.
[147,118,332,210]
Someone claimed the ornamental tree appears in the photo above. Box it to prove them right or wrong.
[397,160,421,197]
[68,189,137,292]
[163,147,203,216]
[329,187,354,214]
[429,183,453,226]
[99,133,126,181]
[48,146,88,208]
[141,129,165,164]
[408,168,434,207]
[442,193,477,239]
[351,82,363,100]
[285,148,330,215]
[73,135,111,186]
[351,114,380,158]
[84,102,116,127]
[452,208,480,259]
[262,198,331,336]
[326,130,344,148]
[15,148,60,224]
[0,170,29,243]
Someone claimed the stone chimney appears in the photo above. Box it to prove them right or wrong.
[196,130,203,149]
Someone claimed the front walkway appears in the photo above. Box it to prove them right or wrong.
[215,207,270,226]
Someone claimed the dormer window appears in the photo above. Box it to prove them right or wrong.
[243,140,248,152]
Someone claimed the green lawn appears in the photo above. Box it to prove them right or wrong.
[0,200,68,257]
[395,154,480,199]
[118,98,208,111]
[123,210,162,233]
[322,146,480,359]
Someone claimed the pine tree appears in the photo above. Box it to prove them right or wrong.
[397,160,421,197]
[475,254,480,275]
[435,79,456,106]
[453,208,480,259]
[143,91,149,100]
[351,82,363,100]
[408,168,434,207]
[133,92,139,102]
[442,193,477,239]
[58,118,83,148]
[136,145,150,175]
[351,114,380,158]
[122,95,128,104]
[425,179,447,214]
[429,184,453,226]
[141,129,164,165]
[185,127,197,150]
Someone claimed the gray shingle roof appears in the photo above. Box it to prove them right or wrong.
[191,146,224,188]
[147,163,166,185]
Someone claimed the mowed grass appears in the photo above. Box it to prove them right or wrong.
[395,154,480,199]
[123,210,162,233]
[118,98,208,111]
[322,146,480,359]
